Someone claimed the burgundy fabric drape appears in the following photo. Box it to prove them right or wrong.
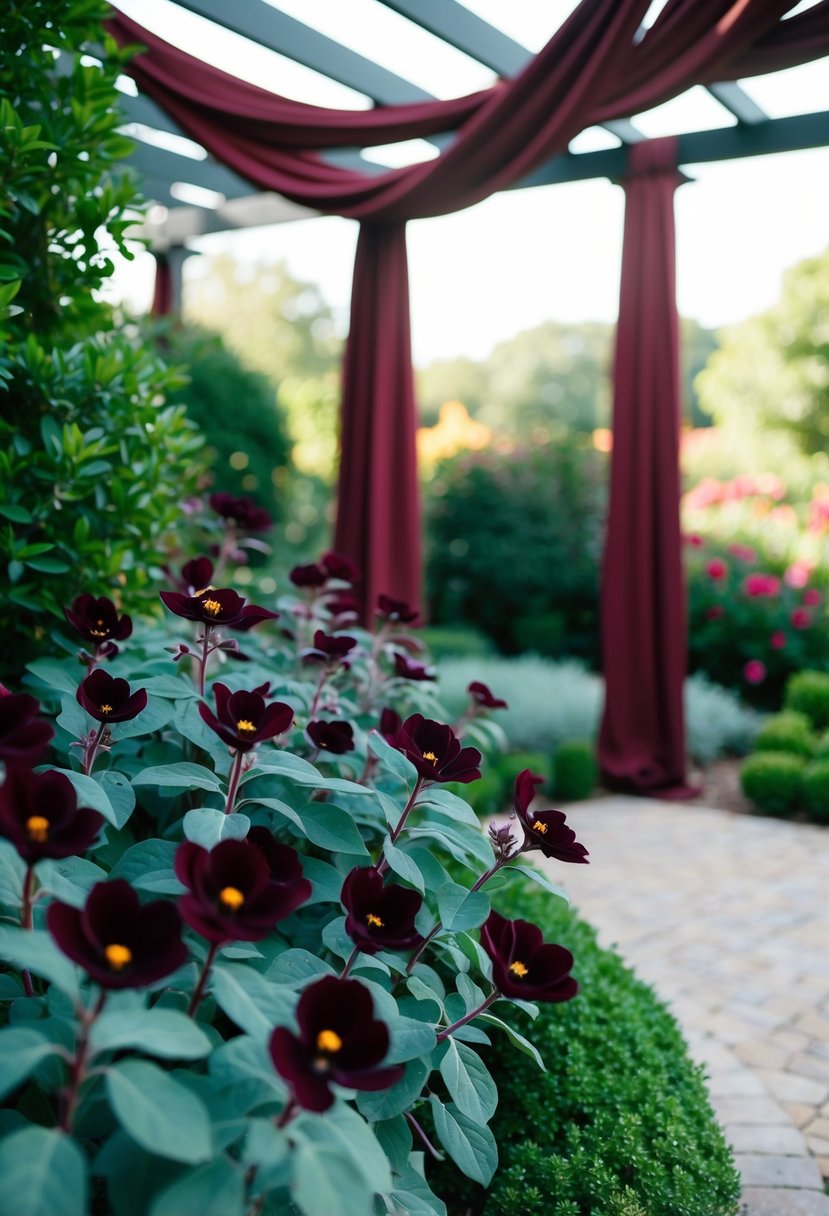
[599,138,694,799]
[109,0,829,790]
[150,252,173,317]
[334,223,420,621]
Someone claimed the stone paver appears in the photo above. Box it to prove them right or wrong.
[536,796,829,1216]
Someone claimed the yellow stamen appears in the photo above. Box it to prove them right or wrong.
[99,703,113,714]
[105,943,132,971]
[422,750,438,765]
[509,960,529,978]
[90,628,108,638]
[366,913,384,928]
[316,1029,343,1053]
[532,820,548,835]
[26,815,49,843]
[202,598,222,616]
[236,719,256,733]
[219,886,245,910]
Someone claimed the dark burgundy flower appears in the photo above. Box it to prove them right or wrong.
[513,769,589,864]
[377,595,418,624]
[176,836,310,944]
[47,880,187,990]
[0,693,54,765]
[341,867,423,955]
[481,910,578,1003]
[322,551,360,583]
[307,719,354,755]
[379,707,402,745]
[0,768,103,864]
[303,629,357,667]
[77,669,147,724]
[394,713,481,784]
[290,563,327,589]
[64,594,132,646]
[468,681,508,710]
[269,976,403,1113]
[181,556,214,594]
[209,492,272,533]
[160,587,278,633]
[325,593,361,622]
[198,683,294,753]
[393,653,435,682]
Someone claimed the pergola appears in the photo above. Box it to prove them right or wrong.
[105,0,829,797]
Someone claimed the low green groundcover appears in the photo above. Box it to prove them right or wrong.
[435,884,741,1216]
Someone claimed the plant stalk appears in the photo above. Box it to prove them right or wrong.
[187,941,219,1017]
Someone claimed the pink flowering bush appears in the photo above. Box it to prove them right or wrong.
[0,523,589,1215]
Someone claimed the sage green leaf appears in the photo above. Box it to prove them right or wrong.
[241,1118,290,1191]
[91,1008,211,1059]
[390,1164,448,1216]
[0,1027,61,1101]
[36,856,106,907]
[293,1141,374,1216]
[25,659,77,694]
[419,786,481,827]
[506,862,571,903]
[300,856,344,904]
[267,949,335,986]
[209,1035,284,1097]
[0,1126,87,1216]
[382,839,424,894]
[56,694,87,740]
[183,809,249,848]
[110,697,176,741]
[210,964,296,1038]
[98,771,136,828]
[479,1011,546,1070]
[94,1132,182,1216]
[132,763,223,794]
[109,838,183,895]
[295,1102,392,1195]
[106,1059,212,1163]
[373,1115,412,1174]
[0,839,25,906]
[438,1039,498,1123]
[436,882,490,932]
[386,1016,437,1064]
[367,730,416,783]
[149,1159,244,1216]
[0,926,79,1000]
[429,1096,498,1186]
[50,769,117,825]
[294,803,368,856]
[356,1058,429,1121]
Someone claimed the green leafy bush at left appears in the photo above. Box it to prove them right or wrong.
[433,883,741,1216]
[0,1,207,676]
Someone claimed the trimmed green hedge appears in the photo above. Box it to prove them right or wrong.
[435,882,740,1216]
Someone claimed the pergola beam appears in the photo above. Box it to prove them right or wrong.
[705,81,769,125]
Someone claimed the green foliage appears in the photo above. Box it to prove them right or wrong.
[426,441,606,660]
[802,760,829,823]
[740,751,806,817]
[0,2,206,674]
[755,711,814,758]
[496,751,552,793]
[785,671,829,732]
[162,323,292,519]
[417,625,494,661]
[553,740,597,802]
[433,884,740,1216]
[696,247,829,456]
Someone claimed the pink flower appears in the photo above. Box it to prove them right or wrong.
[707,559,728,581]
[744,573,781,598]
[705,605,725,621]
[728,544,757,563]
[791,608,812,630]
[785,560,813,589]
[744,660,766,685]
[803,589,822,607]
[684,533,704,548]
[770,631,787,650]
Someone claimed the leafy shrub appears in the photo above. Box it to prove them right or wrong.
[740,751,806,817]
[754,711,814,758]
[417,625,495,661]
[684,674,762,763]
[425,440,606,661]
[495,751,552,794]
[162,323,292,522]
[802,761,829,823]
[815,732,829,760]
[785,671,829,732]
[0,3,206,676]
[0,539,591,1216]
[434,883,741,1216]
[553,741,597,802]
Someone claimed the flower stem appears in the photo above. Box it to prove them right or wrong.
[197,626,213,697]
[83,721,107,776]
[224,751,245,815]
[308,669,328,721]
[20,864,35,997]
[405,1111,443,1160]
[60,991,107,1132]
[405,923,442,976]
[376,777,424,876]
[435,991,498,1042]
[187,941,219,1017]
[340,944,360,979]
[275,1097,298,1129]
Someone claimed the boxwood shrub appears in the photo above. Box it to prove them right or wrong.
[435,883,740,1216]
[553,740,597,802]
[802,760,829,823]
[754,711,814,758]
[785,671,829,732]
[740,750,806,817]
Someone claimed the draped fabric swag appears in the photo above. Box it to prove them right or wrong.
[110,0,829,793]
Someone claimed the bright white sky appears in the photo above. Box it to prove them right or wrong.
[108,0,829,364]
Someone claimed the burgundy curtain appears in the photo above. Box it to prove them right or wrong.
[150,252,173,317]
[598,138,694,798]
[108,0,829,791]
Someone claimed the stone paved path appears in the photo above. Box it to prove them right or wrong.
[538,796,829,1216]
